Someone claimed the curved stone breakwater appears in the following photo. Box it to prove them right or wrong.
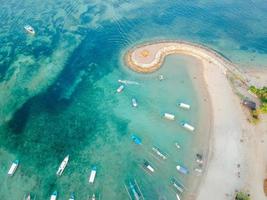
[125,41,247,83]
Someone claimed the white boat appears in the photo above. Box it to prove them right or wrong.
[176,194,181,200]
[118,79,139,85]
[143,160,155,173]
[152,146,167,160]
[175,142,181,150]
[158,75,164,81]
[163,113,175,120]
[180,122,195,131]
[69,192,75,200]
[24,25,35,35]
[89,166,97,183]
[132,98,138,107]
[178,102,190,110]
[56,155,69,176]
[8,160,19,176]
[50,191,57,200]
[117,85,124,93]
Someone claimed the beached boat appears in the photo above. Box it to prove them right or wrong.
[131,134,142,145]
[143,160,155,173]
[196,153,203,164]
[125,180,144,200]
[50,191,57,200]
[152,146,167,160]
[180,122,195,131]
[8,160,19,176]
[132,98,138,107]
[170,177,184,193]
[163,113,175,120]
[69,192,75,200]
[24,25,35,35]
[175,142,181,150]
[176,165,189,175]
[178,102,190,110]
[89,166,97,183]
[56,155,69,176]
[117,85,124,93]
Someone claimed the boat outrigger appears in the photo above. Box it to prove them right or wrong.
[131,134,142,145]
[176,165,189,175]
[117,85,124,93]
[24,25,35,35]
[125,180,144,200]
[56,155,69,176]
[143,160,155,173]
[8,160,19,176]
[50,191,57,200]
[170,177,184,193]
[132,98,138,107]
[180,122,195,132]
[89,166,97,184]
[152,146,167,160]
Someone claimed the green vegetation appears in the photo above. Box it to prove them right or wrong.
[235,191,251,200]
[249,86,267,113]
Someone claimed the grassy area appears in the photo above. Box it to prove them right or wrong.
[249,86,267,113]
[235,191,251,200]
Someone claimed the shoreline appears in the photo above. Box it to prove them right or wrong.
[124,41,267,200]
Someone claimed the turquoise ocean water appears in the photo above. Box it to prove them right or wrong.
[0,0,266,199]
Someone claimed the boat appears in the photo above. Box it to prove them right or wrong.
[8,160,19,176]
[131,134,142,145]
[152,146,167,160]
[132,98,138,107]
[91,194,96,200]
[50,191,57,200]
[24,25,35,35]
[170,177,184,193]
[117,85,124,93]
[125,180,144,200]
[178,102,190,110]
[180,122,195,131]
[143,160,155,173]
[89,166,97,183]
[158,75,164,81]
[196,153,203,164]
[118,79,139,85]
[176,165,189,175]
[69,192,75,200]
[163,113,175,120]
[56,155,69,176]
[175,142,181,150]
[194,168,203,174]
[24,194,31,200]
[176,194,181,200]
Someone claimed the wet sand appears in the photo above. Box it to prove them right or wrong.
[124,41,267,200]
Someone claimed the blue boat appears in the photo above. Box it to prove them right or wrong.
[131,135,142,145]
[176,165,189,175]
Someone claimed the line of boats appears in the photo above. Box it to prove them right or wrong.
[7,156,98,200]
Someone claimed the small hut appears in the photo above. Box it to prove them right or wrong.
[242,99,256,110]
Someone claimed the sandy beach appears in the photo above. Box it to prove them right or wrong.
[124,41,267,200]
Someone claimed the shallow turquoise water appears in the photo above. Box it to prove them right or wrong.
[0,0,266,199]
